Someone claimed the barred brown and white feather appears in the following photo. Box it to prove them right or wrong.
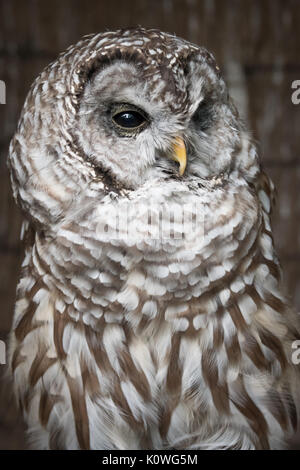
[7,28,300,450]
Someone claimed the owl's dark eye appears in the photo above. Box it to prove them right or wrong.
[111,104,148,134]
[191,99,214,131]
[113,111,145,129]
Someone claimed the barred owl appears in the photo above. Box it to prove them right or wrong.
[7,28,300,450]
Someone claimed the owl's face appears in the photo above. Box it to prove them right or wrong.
[9,28,259,229]
[75,30,241,189]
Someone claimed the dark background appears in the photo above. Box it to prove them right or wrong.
[0,0,299,449]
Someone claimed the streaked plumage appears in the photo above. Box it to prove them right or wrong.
[7,28,300,450]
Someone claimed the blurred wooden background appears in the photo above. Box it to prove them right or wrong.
[0,0,299,449]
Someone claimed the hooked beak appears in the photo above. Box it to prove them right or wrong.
[171,136,187,176]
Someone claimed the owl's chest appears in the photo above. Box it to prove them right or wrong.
[35,212,247,347]
[14,234,287,449]
[46,179,257,330]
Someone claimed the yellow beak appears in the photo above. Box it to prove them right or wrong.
[171,137,187,176]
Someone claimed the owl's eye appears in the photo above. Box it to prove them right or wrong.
[111,104,148,133]
[113,111,145,129]
[191,100,214,131]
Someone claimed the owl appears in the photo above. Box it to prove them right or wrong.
[7,27,300,450]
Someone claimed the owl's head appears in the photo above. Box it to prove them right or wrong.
[8,28,260,227]
[76,28,245,188]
